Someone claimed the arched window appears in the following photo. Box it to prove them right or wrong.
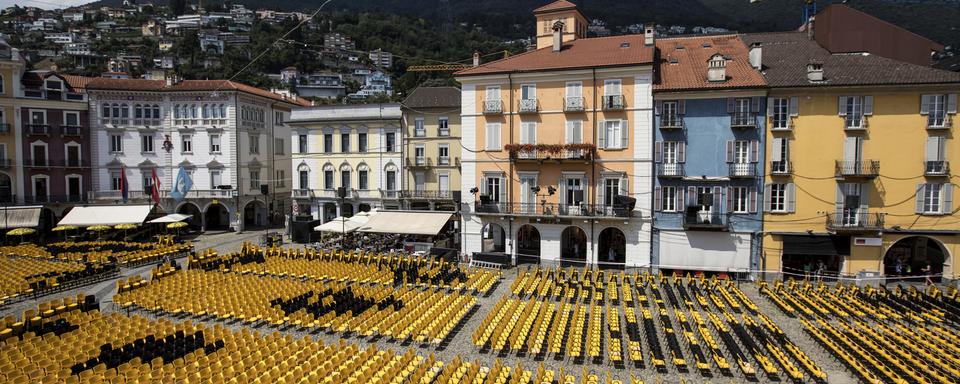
[173,105,180,119]
[202,104,210,119]
[111,103,120,118]
[219,104,226,119]
[191,105,198,119]
[152,105,160,119]
[134,104,142,119]
[102,103,110,118]
[120,104,129,118]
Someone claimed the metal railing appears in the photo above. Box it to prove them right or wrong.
[473,201,633,219]
[0,123,9,134]
[927,114,953,130]
[160,189,234,199]
[564,97,585,112]
[835,160,880,178]
[406,157,432,167]
[483,99,503,114]
[133,119,162,127]
[511,149,591,162]
[438,156,451,166]
[438,127,450,137]
[770,161,792,176]
[729,163,758,178]
[659,115,685,130]
[826,212,885,232]
[60,125,83,136]
[88,190,151,201]
[23,195,86,204]
[518,99,539,114]
[0,159,11,168]
[683,210,729,230]
[23,158,49,167]
[100,118,130,126]
[925,161,950,176]
[656,163,685,178]
[26,124,50,135]
[401,190,455,200]
[602,95,625,111]
[730,113,757,128]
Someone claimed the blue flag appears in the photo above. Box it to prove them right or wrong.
[170,166,194,202]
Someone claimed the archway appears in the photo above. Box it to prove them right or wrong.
[516,225,541,264]
[243,200,267,228]
[561,226,587,263]
[204,203,229,231]
[322,202,337,222]
[884,236,948,282]
[598,227,626,268]
[340,203,354,217]
[177,202,202,229]
[0,173,11,203]
[38,207,55,232]
[481,223,506,253]
[358,204,371,213]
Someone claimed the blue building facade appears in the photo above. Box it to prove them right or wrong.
[651,94,766,273]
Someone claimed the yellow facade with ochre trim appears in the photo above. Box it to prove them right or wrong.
[0,54,25,201]
[762,86,960,279]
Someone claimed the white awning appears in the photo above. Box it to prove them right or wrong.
[358,211,453,236]
[314,217,361,233]
[58,205,154,226]
[148,213,192,223]
[657,231,751,272]
[0,206,42,229]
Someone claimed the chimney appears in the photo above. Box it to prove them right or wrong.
[644,22,655,47]
[806,61,824,82]
[707,54,726,82]
[748,42,762,70]
[552,21,564,52]
[473,51,480,67]
[806,16,815,40]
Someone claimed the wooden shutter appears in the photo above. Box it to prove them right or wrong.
[620,120,629,150]
[859,184,869,214]
[749,187,758,214]
[559,176,567,205]
[726,187,734,214]
[925,136,944,161]
[713,186,723,211]
[864,96,874,116]
[687,186,697,207]
[838,96,848,116]
[597,120,606,149]
[654,100,662,116]
[771,138,783,162]
[654,142,663,163]
[674,188,683,211]
[835,185,845,216]
[763,184,771,212]
[789,96,799,117]
[499,176,507,205]
[620,176,628,197]
[944,184,954,214]
[654,187,662,212]
[766,97,774,117]
[678,142,686,163]
[725,140,734,163]
[916,184,926,214]
[678,100,686,115]
[750,141,759,163]
[920,95,931,115]
[726,98,735,114]
[786,183,796,213]
[597,178,605,208]
[751,97,762,113]
[948,94,958,114]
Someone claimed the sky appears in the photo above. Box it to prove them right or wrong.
[0,0,94,10]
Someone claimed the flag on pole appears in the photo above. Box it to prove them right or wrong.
[151,168,161,204]
[170,166,194,202]
[120,166,129,203]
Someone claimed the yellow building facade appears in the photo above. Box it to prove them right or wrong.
[0,42,24,203]
[745,32,960,281]
[401,87,461,211]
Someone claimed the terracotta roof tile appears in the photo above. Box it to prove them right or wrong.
[533,0,579,14]
[402,87,461,109]
[85,78,311,106]
[740,32,960,87]
[456,35,654,76]
[61,75,94,90]
[654,34,766,91]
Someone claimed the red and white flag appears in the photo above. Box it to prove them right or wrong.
[151,168,161,205]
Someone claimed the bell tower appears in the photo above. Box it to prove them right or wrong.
[533,1,588,50]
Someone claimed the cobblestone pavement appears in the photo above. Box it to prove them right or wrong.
[3,232,862,383]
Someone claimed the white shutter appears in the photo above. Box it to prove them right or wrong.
[771,138,784,162]
[597,178,605,207]
[559,176,567,205]
[620,176,628,197]
[944,184,954,214]
[864,96,874,116]
[763,184,772,212]
[654,187,662,212]
[786,183,796,213]
[835,185,845,216]
[925,136,943,161]
[948,94,958,114]
[844,136,858,163]
[789,96,799,117]
[766,97,774,117]
[620,120,628,149]
[859,183,869,213]
[920,95,931,115]
[598,121,606,149]
[916,184,926,214]
[499,176,507,205]
[838,96,848,116]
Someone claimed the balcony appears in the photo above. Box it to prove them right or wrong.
[473,201,634,219]
[729,163,758,178]
[835,160,880,179]
[924,161,950,177]
[826,212,885,233]
[60,125,83,136]
[160,189,235,199]
[683,208,729,231]
[414,128,426,137]
[0,123,9,134]
[927,114,953,130]
[401,190,455,200]
[437,156,454,166]
[730,113,757,129]
[602,95,625,111]
[23,195,86,204]
[23,158,49,168]
[656,163,685,178]
[518,99,539,114]
[100,119,130,127]
[133,119,162,128]
[564,97,585,113]
[380,189,400,199]
[844,116,869,131]
[88,190,151,201]
[659,116,685,130]
[26,124,50,135]
[406,157,433,168]
[483,100,503,115]
[0,159,11,168]
[770,161,792,176]
[505,143,595,163]
[58,159,90,168]
[438,127,450,137]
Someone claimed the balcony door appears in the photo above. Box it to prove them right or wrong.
[66,144,81,167]
[837,183,865,226]
[414,172,425,192]
[67,176,81,202]
[688,186,721,223]
[438,173,449,198]
[33,176,48,202]
[561,176,584,215]
[519,174,537,214]
[843,136,863,174]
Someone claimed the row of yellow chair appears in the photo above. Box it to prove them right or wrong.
[0,257,89,302]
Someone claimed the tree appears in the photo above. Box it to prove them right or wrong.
[170,0,188,16]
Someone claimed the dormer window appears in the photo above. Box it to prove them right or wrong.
[44,80,62,90]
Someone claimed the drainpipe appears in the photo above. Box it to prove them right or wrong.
[508,74,515,265]
[234,93,240,233]
[591,68,598,263]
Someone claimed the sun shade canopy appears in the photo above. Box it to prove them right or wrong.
[0,207,41,229]
[148,213,192,223]
[59,205,153,226]
[314,217,362,233]
[357,211,453,236]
